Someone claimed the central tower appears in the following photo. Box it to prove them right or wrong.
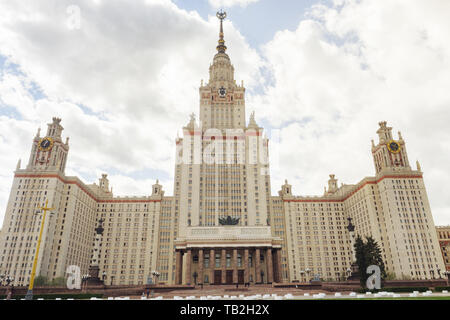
[199,11,246,129]
[173,12,282,286]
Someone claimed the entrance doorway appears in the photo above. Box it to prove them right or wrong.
[214,270,222,285]
[226,270,233,284]
[238,270,244,284]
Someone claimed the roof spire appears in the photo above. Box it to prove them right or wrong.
[216,10,227,53]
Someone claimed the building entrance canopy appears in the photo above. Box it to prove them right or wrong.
[174,226,282,285]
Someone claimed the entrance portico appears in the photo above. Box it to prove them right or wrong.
[175,226,283,285]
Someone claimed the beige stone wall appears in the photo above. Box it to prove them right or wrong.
[436,226,450,272]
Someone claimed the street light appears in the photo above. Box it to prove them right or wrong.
[299,270,305,283]
[443,271,450,287]
[151,271,160,285]
[1,275,14,286]
[305,268,311,282]
[25,200,54,300]
[346,267,352,280]
[102,271,107,282]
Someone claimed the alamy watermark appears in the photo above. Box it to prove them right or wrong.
[366,265,381,290]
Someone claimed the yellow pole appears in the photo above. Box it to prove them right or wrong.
[25,199,53,300]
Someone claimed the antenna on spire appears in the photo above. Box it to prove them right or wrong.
[216,10,227,53]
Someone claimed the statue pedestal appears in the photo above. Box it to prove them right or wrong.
[87,265,104,286]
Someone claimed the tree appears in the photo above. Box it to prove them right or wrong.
[354,235,386,288]
[365,236,386,279]
[50,277,66,286]
[34,275,49,287]
[354,235,366,286]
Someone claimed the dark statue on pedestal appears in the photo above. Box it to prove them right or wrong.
[219,215,240,226]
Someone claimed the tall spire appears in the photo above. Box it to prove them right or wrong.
[216,10,227,53]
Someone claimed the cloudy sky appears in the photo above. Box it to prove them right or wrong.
[0,0,449,226]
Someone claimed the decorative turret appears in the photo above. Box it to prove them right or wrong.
[26,117,69,174]
[416,160,421,172]
[99,174,110,193]
[279,179,292,198]
[326,174,338,194]
[247,111,259,129]
[152,179,164,197]
[376,121,393,145]
[46,117,64,140]
[372,121,411,174]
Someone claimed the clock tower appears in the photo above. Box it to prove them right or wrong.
[372,121,411,174]
[26,117,69,174]
[199,10,246,130]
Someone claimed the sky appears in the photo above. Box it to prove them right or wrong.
[0,0,449,226]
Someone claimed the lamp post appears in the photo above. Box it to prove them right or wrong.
[346,267,352,281]
[151,271,160,285]
[1,274,14,286]
[5,276,14,286]
[305,268,311,282]
[444,271,449,287]
[299,270,305,283]
[102,271,107,282]
[25,200,54,300]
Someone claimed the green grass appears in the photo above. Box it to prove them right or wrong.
[293,296,450,301]
[0,293,104,300]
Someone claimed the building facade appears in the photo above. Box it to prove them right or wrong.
[436,226,450,273]
[0,14,446,286]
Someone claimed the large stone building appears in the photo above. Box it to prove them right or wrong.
[0,13,445,287]
[436,226,450,273]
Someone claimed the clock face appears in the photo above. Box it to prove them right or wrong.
[387,140,401,153]
[38,137,54,152]
[218,87,226,97]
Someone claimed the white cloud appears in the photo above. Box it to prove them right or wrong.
[1,0,449,228]
[208,0,259,9]
[252,0,450,225]
[0,0,263,224]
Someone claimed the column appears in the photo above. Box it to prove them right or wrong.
[255,248,261,283]
[185,249,192,285]
[221,249,226,284]
[267,248,273,284]
[244,249,249,284]
[175,250,182,285]
[233,249,238,284]
[276,249,282,283]
[199,249,204,284]
[272,249,278,283]
[209,249,215,285]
